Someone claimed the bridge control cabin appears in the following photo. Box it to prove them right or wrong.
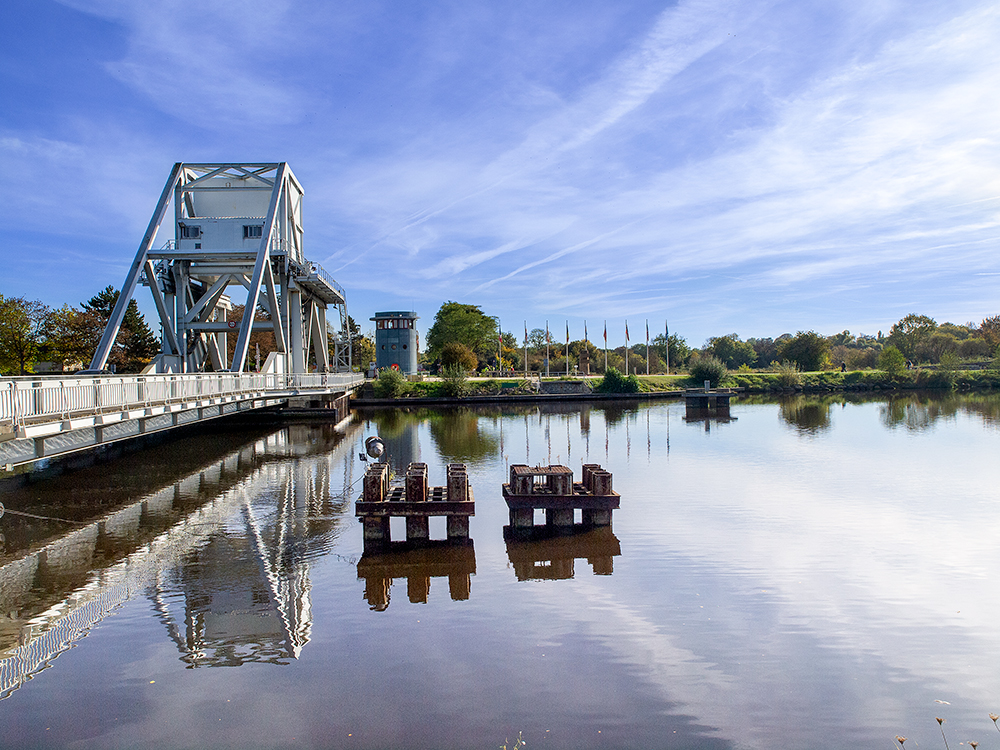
[371,311,419,375]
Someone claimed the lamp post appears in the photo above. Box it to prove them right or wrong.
[491,316,502,375]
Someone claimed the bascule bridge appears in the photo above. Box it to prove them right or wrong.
[91,162,349,375]
[1,163,363,469]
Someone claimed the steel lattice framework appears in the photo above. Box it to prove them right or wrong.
[90,163,351,374]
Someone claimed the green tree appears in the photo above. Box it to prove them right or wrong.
[425,302,497,363]
[937,322,973,341]
[878,345,906,377]
[527,328,549,350]
[887,313,936,362]
[82,286,158,372]
[704,334,756,369]
[372,367,409,398]
[595,367,640,393]
[0,295,51,374]
[44,304,102,368]
[342,315,375,370]
[440,364,470,397]
[650,332,691,371]
[688,355,727,386]
[917,331,958,363]
[747,337,779,367]
[778,331,830,371]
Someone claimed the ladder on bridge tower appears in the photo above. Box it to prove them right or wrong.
[89,163,352,375]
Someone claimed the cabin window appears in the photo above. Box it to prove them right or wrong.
[180,225,201,239]
[244,225,263,239]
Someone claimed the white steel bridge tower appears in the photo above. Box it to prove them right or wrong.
[89,163,350,374]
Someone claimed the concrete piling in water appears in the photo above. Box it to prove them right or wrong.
[503,464,619,535]
[356,461,475,552]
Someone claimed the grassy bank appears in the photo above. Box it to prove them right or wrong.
[357,367,1000,401]
[720,367,1000,392]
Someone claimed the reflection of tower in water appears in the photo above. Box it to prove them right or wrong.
[377,426,420,477]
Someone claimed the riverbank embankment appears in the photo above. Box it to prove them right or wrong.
[351,367,1000,407]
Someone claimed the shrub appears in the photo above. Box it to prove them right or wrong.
[441,342,478,371]
[773,360,801,388]
[372,367,409,398]
[441,364,469,397]
[877,345,906,377]
[476,378,501,395]
[914,368,954,389]
[595,367,640,393]
[688,355,727,387]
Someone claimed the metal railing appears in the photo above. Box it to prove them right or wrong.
[0,372,362,431]
[306,262,346,299]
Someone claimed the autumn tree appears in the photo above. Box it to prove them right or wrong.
[979,315,1000,351]
[0,295,51,374]
[226,303,276,371]
[440,342,478,371]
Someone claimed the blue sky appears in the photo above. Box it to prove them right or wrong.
[2,0,998,347]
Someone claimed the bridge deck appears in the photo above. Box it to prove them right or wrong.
[1,372,363,468]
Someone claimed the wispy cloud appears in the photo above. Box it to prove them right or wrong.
[59,0,304,128]
[4,0,999,339]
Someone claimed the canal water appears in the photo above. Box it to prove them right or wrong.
[2,394,1000,750]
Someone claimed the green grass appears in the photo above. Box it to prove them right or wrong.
[364,368,1000,399]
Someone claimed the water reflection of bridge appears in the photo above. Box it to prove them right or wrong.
[0,419,360,697]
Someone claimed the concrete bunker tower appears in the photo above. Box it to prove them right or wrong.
[371,311,419,375]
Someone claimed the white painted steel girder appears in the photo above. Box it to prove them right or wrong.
[89,163,351,375]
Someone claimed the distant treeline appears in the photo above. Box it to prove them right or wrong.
[3,291,999,377]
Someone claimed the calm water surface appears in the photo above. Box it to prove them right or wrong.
[2,394,1000,750]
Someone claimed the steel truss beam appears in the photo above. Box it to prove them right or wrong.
[90,163,350,374]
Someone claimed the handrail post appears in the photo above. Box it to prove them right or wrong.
[11,381,20,430]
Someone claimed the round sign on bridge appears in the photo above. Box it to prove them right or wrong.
[391,363,400,370]
[228,321,237,329]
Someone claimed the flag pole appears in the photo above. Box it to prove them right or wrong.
[565,321,570,376]
[665,320,670,374]
[645,319,649,376]
[625,320,629,375]
[524,321,528,378]
[545,320,550,377]
[603,320,608,373]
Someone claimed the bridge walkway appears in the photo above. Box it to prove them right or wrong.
[0,371,363,469]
